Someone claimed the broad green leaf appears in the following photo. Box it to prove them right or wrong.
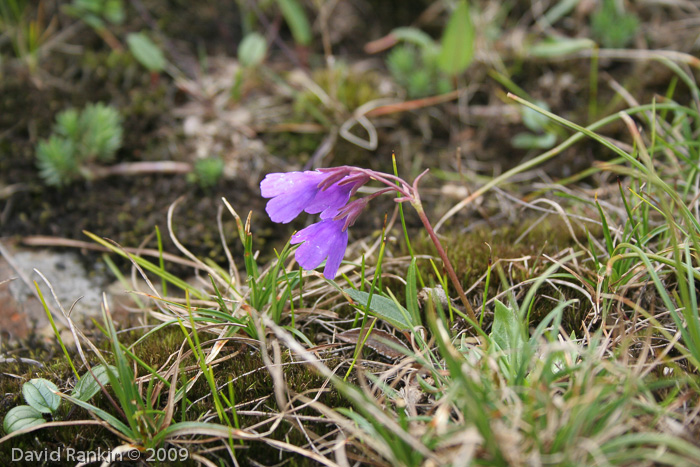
[529,37,595,58]
[277,0,311,46]
[490,299,529,384]
[82,13,104,30]
[491,300,525,352]
[72,364,117,401]
[238,32,267,68]
[3,405,46,434]
[22,378,60,414]
[490,299,527,379]
[437,0,475,76]
[344,289,413,330]
[127,32,166,72]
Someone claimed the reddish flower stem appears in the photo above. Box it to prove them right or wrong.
[411,200,478,325]
[356,167,479,326]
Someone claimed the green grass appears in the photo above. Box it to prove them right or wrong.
[4,118,700,462]
[3,2,700,466]
[5,115,700,466]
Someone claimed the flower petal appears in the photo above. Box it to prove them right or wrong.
[260,171,324,198]
[261,171,326,223]
[265,189,316,223]
[291,219,348,278]
[322,228,348,279]
[305,181,352,219]
[292,228,332,269]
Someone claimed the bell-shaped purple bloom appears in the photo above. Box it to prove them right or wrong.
[304,182,353,219]
[261,167,373,279]
[260,171,326,223]
[290,219,348,279]
[260,170,353,223]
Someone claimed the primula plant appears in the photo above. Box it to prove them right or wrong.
[260,165,479,324]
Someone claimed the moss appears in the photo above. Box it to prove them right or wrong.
[0,322,347,466]
[403,216,593,332]
[0,332,130,465]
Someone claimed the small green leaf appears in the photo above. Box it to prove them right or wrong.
[405,259,421,326]
[192,157,224,189]
[511,132,556,149]
[529,37,595,58]
[591,0,639,48]
[127,32,166,72]
[344,289,412,330]
[490,299,526,354]
[3,405,46,434]
[391,27,437,50]
[386,45,417,78]
[437,0,475,76]
[22,378,60,414]
[72,364,117,401]
[521,100,551,133]
[103,0,125,25]
[277,0,311,46]
[238,32,267,68]
[490,299,528,382]
[63,5,104,29]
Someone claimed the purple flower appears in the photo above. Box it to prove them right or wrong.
[304,181,353,219]
[260,170,352,223]
[261,167,371,279]
[291,219,348,279]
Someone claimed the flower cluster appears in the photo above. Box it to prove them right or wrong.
[260,164,480,326]
[260,167,370,279]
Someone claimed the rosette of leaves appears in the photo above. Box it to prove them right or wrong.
[591,0,639,48]
[36,136,79,186]
[3,367,115,434]
[36,102,123,186]
[385,1,474,99]
[386,43,452,99]
[189,156,225,189]
[77,102,123,162]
